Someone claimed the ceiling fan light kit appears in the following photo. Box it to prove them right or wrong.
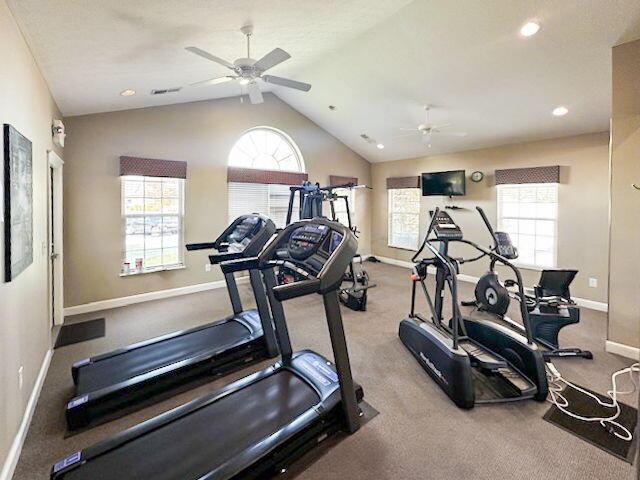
[186,25,312,105]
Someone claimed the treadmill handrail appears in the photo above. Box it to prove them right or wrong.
[209,251,244,264]
[219,256,259,274]
[273,278,321,301]
[185,242,217,251]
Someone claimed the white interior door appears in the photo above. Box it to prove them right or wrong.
[48,151,64,326]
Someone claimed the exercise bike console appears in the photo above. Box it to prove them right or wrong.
[494,231,518,259]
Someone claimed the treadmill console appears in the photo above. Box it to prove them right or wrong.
[186,214,276,263]
[288,224,332,260]
[263,218,357,292]
[275,223,346,276]
[432,211,463,241]
[494,231,518,259]
[225,216,263,252]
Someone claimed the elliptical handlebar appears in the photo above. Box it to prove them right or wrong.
[412,207,441,263]
[476,206,498,249]
[410,206,536,345]
[458,238,534,344]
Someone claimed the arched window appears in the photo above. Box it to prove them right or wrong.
[228,127,305,172]
[227,127,306,227]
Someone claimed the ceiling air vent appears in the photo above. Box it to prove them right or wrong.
[150,87,182,95]
[360,134,376,144]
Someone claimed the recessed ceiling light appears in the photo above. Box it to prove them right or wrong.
[120,89,136,97]
[520,21,540,37]
[376,143,385,149]
[552,106,569,116]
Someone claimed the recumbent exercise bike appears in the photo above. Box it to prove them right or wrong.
[464,207,593,360]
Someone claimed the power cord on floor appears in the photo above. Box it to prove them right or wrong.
[545,361,640,442]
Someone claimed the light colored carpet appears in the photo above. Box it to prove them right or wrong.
[12,263,637,479]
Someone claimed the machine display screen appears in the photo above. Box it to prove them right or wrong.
[329,231,343,253]
[302,224,328,234]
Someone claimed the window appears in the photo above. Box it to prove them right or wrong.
[227,182,296,228]
[332,188,356,228]
[228,127,305,228]
[228,127,304,172]
[497,183,558,268]
[388,188,421,249]
[122,176,185,274]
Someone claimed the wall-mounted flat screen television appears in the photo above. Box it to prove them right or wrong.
[421,170,466,196]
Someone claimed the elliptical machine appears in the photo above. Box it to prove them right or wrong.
[285,181,375,311]
[398,208,548,409]
[469,207,593,360]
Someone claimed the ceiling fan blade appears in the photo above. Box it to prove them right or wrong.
[399,127,420,131]
[435,132,468,137]
[190,76,235,87]
[185,47,235,70]
[392,133,420,139]
[247,82,264,104]
[253,48,291,72]
[430,123,452,130]
[262,75,311,92]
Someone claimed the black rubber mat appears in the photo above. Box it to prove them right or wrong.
[544,384,637,463]
[55,319,105,349]
[281,400,380,479]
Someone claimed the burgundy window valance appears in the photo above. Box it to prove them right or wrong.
[386,176,421,189]
[495,166,560,185]
[329,175,358,186]
[227,167,308,185]
[120,156,187,179]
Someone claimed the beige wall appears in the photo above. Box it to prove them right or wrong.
[63,94,371,307]
[0,0,62,471]
[371,132,610,303]
[609,39,640,349]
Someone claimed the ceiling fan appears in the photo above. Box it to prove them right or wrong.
[185,25,311,105]
[396,106,467,148]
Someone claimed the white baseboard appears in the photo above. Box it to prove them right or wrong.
[572,298,608,313]
[0,349,53,480]
[373,255,414,269]
[374,256,608,312]
[64,277,250,317]
[605,341,640,360]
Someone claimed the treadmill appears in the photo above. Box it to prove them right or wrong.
[66,214,279,430]
[52,218,363,480]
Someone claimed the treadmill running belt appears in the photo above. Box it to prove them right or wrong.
[65,371,320,480]
[76,319,251,393]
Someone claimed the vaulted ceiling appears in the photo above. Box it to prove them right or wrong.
[8,0,640,162]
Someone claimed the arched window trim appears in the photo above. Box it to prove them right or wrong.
[228,126,305,173]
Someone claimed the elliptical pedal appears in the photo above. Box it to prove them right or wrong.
[496,367,536,394]
[458,339,507,371]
